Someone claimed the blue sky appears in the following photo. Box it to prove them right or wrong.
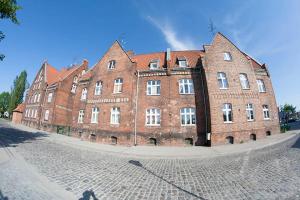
[0,0,299,110]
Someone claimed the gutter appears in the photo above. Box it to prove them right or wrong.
[134,70,140,146]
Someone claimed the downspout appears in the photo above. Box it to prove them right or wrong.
[134,70,140,146]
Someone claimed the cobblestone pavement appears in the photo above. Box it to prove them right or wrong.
[1,122,300,199]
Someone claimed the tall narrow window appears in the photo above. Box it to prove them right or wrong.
[94,81,102,95]
[25,109,28,117]
[91,107,99,123]
[217,72,229,89]
[108,60,116,69]
[44,110,49,121]
[113,78,123,93]
[147,80,161,95]
[179,79,194,94]
[146,108,161,126]
[47,93,53,103]
[71,84,77,93]
[78,110,84,123]
[81,88,87,100]
[223,103,233,122]
[73,76,78,84]
[110,107,120,124]
[149,59,159,70]
[178,57,188,67]
[239,73,250,89]
[246,104,254,121]
[224,52,232,61]
[180,108,196,126]
[257,79,266,93]
[263,105,270,120]
[34,109,37,118]
[34,94,37,103]
[37,93,41,102]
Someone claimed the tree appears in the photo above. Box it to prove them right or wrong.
[0,0,21,60]
[0,91,10,116]
[280,104,297,124]
[8,70,27,115]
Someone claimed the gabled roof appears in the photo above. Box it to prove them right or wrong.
[45,63,60,85]
[13,103,25,113]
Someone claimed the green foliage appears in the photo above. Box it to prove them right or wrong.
[0,91,10,115]
[0,0,21,24]
[280,104,297,124]
[280,124,290,133]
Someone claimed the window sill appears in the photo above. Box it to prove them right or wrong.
[259,91,267,93]
[247,120,255,122]
[113,92,122,94]
[181,124,196,127]
[179,93,195,95]
[145,124,161,127]
[219,88,228,90]
[264,118,271,121]
[241,88,250,90]
[146,94,161,96]
[224,121,233,124]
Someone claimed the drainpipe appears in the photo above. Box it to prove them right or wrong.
[134,70,140,146]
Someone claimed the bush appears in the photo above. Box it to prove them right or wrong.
[280,124,290,133]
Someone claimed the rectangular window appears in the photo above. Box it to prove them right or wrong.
[180,108,196,126]
[217,72,229,89]
[224,52,232,61]
[257,79,266,93]
[263,105,270,120]
[149,60,159,70]
[44,110,49,121]
[81,88,87,100]
[146,108,161,126]
[178,59,188,67]
[108,60,116,69]
[78,110,84,123]
[179,79,194,94]
[71,84,77,93]
[91,107,99,123]
[94,81,102,95]
[47,93,53,103]
[113,78,123,93]
[25,109,28,117]
[110,107,120,124]
[246,104,254,121]
[34,109,38,118]
[37,93,41,102]
[223,103,233,122]
[147,80,161,95]
[239,73,250,89]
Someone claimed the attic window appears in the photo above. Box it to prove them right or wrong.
[178,57,188,67]
[108,60,116,69]
[224,52,232,61]
[149,59,159,70]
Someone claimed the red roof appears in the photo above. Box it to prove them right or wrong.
[45,63,60,85]
[13,103,25,113]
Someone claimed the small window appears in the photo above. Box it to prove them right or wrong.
[180,108,196,126]
[71,84,77,93]
[223,103,233,122]
[149,138,157,146]
[266,131,271,136]
[146,108,161,126]
[263,105,270,120]
[108,60,116,69]
[257,79,266,93]
[179,79,194,94]
[239,73,250,89]
[47,93,53,103]
[78,110,84,123]
[113,78,123,93]
[149,59,159,70]
[147,80,161,95]
[217,72,229,89]
[224,52,232,61]
[185,138,193,146]
[44,110,49,121]
[226,136,234,144]
[91,107,99,124]
[81,88,88,100]
[110,107,120,124]
[73,76,78,84]
[94,81,102,95]
[178,58,188,67]
[246,104,254,121]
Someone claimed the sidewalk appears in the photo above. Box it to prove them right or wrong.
[5,120,300,159]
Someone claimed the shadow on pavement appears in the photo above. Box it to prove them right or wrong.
[78,190,98,200]
[128,160,207,200]
[291,136,300,149]
[0,190,8,200]
[0,125,47,148]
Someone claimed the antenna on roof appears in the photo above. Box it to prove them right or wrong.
[208,18,217,38]
[118,33,127,49]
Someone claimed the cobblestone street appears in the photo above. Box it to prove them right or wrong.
[1,121,300,200]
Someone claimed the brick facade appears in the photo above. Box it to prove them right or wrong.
[21,32,280,146]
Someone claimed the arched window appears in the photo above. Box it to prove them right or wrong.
[226,136,234,144]
[111,136,117,145]
[81,88,87,100]
[266,131,271,136]
[149,138,157,146]
[250,134,256,141]
[185,138,193,146]
[239,73,250,89]
[217,72,229,89]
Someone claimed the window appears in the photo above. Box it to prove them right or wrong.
[94,81,102,95]
[180,108,196,126]
[81,88,87,100]
[34,109,37,118]
[47,93,53,103]
[223,103,233,122]
[113,78,123,93]
[239,73,250,89]
[38,82,41,89]
[25,109,28,117]
[179,79,194,94]
[34,94,37,103]
[149,59,159,70]
[71,84,77,93]
[147,80,161,95]
[108,60,116,69]
[78,110,84,123]
[263,105,270,120]
[217,72,229,89]
[257,79,266,93]
[44,110,49,121]
[37,93,41,102]
[73,76,78,84]
[224,52,232,61]
[81,70,86,75]
[91,107,99,123]
[246,104,254,121]
[110,107,120,124]
[178,58,188,67]
[146,108,161,126]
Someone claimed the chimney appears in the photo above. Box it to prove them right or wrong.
[166,48,171,75]
[83,59,89,66]
[166,48,171,61]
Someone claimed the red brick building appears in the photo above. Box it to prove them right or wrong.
[22,32,280,146]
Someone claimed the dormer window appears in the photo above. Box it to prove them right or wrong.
[178,57,188,67]
[149,59,159,70]
[108,60,116,69]
[224,52,232,61]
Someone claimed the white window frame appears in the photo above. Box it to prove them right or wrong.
[47,93,53,103]
[223,103,233,123]
[217,72,229,89]
[263,105,270,120]
[110,107,120,124]
[44,110,49,121]
[149,60,159,70]
[91,107,99,124]
[147,80,161,95]
[37,93,40,103]
[81,88,87,100]
[113,78,123,94]
[179,79,194,94]
[34,94,37,103]
[178,59,188,68]
[78,110,84,123]
[71,84,77,93]
[146,108,161,126]
[224,52,232,61]
[180,108,196,126]
[108,60,116,69]
[73,76,78,84]
[257,79,266,93]
[25,109,28,117]
[239,73,250,89]
[94,81,102,96]
[246,104,254,121]
[34,109,37,119]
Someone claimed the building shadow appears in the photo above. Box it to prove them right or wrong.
[78,190,98,200]
[0,190,8,200]
[128,160,207,200]
[291,135,300,149]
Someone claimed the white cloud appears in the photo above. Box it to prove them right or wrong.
[146,16,197,50]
